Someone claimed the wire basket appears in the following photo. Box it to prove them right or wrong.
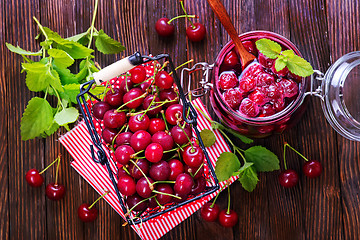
[76,53,220,225]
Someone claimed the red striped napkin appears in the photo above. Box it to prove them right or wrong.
[60,95,236,240]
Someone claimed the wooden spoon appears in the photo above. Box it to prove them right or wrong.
[206,0,256,69]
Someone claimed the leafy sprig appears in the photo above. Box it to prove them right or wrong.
[255,38,314,77]
[194,105,279,192]
[6,0,125,140]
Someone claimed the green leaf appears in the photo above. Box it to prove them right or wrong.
[232,162,253,176]
[94,29,125,54]
[274,57,287,72]
[20,97,54,140]
[48,69,64,92]
[54,107,79,126]
[255,38,282,59]
[59,83,81,104]
[244,146,280,172]
[52,64,79,85]
[215,152,241,182]
[48,48,74,68]
[66,31,89,44]
[89,85,106,99]
[200,129,216,147]
[44,121,60,136]
[281,49,295,58]
[6,43,42,56]
[239,166,259,192]
[286,54,314,77]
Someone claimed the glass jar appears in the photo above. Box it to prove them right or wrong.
[180,31,360,141]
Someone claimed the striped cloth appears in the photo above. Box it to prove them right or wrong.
[59,98,237,240]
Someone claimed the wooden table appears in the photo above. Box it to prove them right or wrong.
[2,0,360,239]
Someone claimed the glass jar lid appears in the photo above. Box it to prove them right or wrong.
[320,51,360,141]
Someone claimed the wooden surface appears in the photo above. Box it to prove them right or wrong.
[2,0,360,239]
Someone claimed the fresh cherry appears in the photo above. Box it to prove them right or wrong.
[130,130,152,152]
[123,88,145,109]
[155,184,174,205]
[142,95,162,116]
[45,183,66,201]
[190,176,206,195]
[218,209,238,227]
[119,77,133,94]
[200,202,220,222]
[115,132,133,146]
[165,104,183,125]
[126,194,148,211]
[278,169,299,188]
[103,110,126,129]
[182,145,204,168]
[170,124,192,145]
[184,164,204,179]
[136,177,154,198]
[149,160,171,181]
[117,175,136,196]
[145,143,164,163]
[148,118,166,135]
[303,160,322,178]
[186,22,206,42]
[159,89,178,108]
[25,169,44,187]
[102,128,118,144]
[155,17,175,37]
[129,114,150,132]
[151,131,174,151]
[105,89,123,107]
[78,203,98,222]
[222,50,240,69]
[115,145,135,165]
[128,159,150,179]
[174,173,194,195]
[129,66,147,84]
[168,159,184,181]
[155,71,174,89]
[92,101,112,119]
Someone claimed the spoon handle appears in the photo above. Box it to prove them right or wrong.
[206,0,255,68]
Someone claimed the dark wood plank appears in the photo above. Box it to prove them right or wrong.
[0,0,9,239]
[4,0,48,239]
[288,0,344,239]
[327,1,360,239]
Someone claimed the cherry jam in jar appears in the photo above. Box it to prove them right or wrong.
[210,31,309,138]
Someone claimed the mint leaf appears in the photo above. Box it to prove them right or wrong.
[66,31,89,44]
[52,64,78,85]
[286,54,314,77]
[48,69,64,93]
[48,48,74,68]
[200,129,216,147]
[60,83,81,104]
[94,29,125,54]
[239,166,259,192]
[54,107,79,126]
[44,121,60,136]
[21,97,54,140]
[281,49,295,58]
[255,39,282,59]
[274,56,287,72]
[215,152,241,181]
[244,146,280,172]
[232,162,253,176]
[6,43,42,56]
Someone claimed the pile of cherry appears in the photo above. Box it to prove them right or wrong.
[92,64,208,215]
[218,40,301,118]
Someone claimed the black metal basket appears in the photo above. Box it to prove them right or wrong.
[76,53,219,225]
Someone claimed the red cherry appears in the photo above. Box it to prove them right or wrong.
[45,183,66,201]
[130,130,152,152]
[218,71,238,91]
[258,52,275,68]
[123,88,145,109]
[103,110,126,129]
[117,175,136,196]
[182,145,204,168]
[78,203,98,222]
[102,128,118,144]
[148,118,166,135]
[238,77,256,93]
[278,169,299,188]
[186,23,206,42]
[174,173,194,195]
[303,160,322,178]
[92,101,112,119]
[239,98,260,117]
[115,132,133,146]
[25,169,44,187]
[271,64,289,77]
[165,104,183,125]
[128,114,150,132]
[279,78,298,98]
[155,71,174,89]
[145,143,164,163]
[129,66,147,84]
[190,176,206,195]
[218,209,238,227]
[223,88,242,109]
[151,131,174,151]
[248,88,268,106]
[168,159,184,181]
[105,88,123,107]
[222,50,240,68]
[200,202,220,222]
[242,40,257,55]
[115,145,135,165]
[155,17,175,37]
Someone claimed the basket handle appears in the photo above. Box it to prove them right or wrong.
[93,52,144,85]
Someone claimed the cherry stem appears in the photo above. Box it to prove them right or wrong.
[39,154,61,175]
[180,1,195,29]
[193,162,204,177]
[169,59,194,75]
[54,154,61,185]
[87,0,99,48]
[89,190,110,209]
[168,15,197,24]
[178,123,194,150]
[129,159,152,187]
[153,190,181,199]
[131,150,144,157]
[122,166,130,176]
[193,104,213,123]
[112,124,127,148]
[153,180,175,184]
[284,142,309,162]
[227,187,231,214]
[234,147,247,164]
[155,197,163,208]
[161,110,169,131]
[127,100,172,117]
[140,94,158,120]
[210,182,229,208]
[116,93,147,111]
